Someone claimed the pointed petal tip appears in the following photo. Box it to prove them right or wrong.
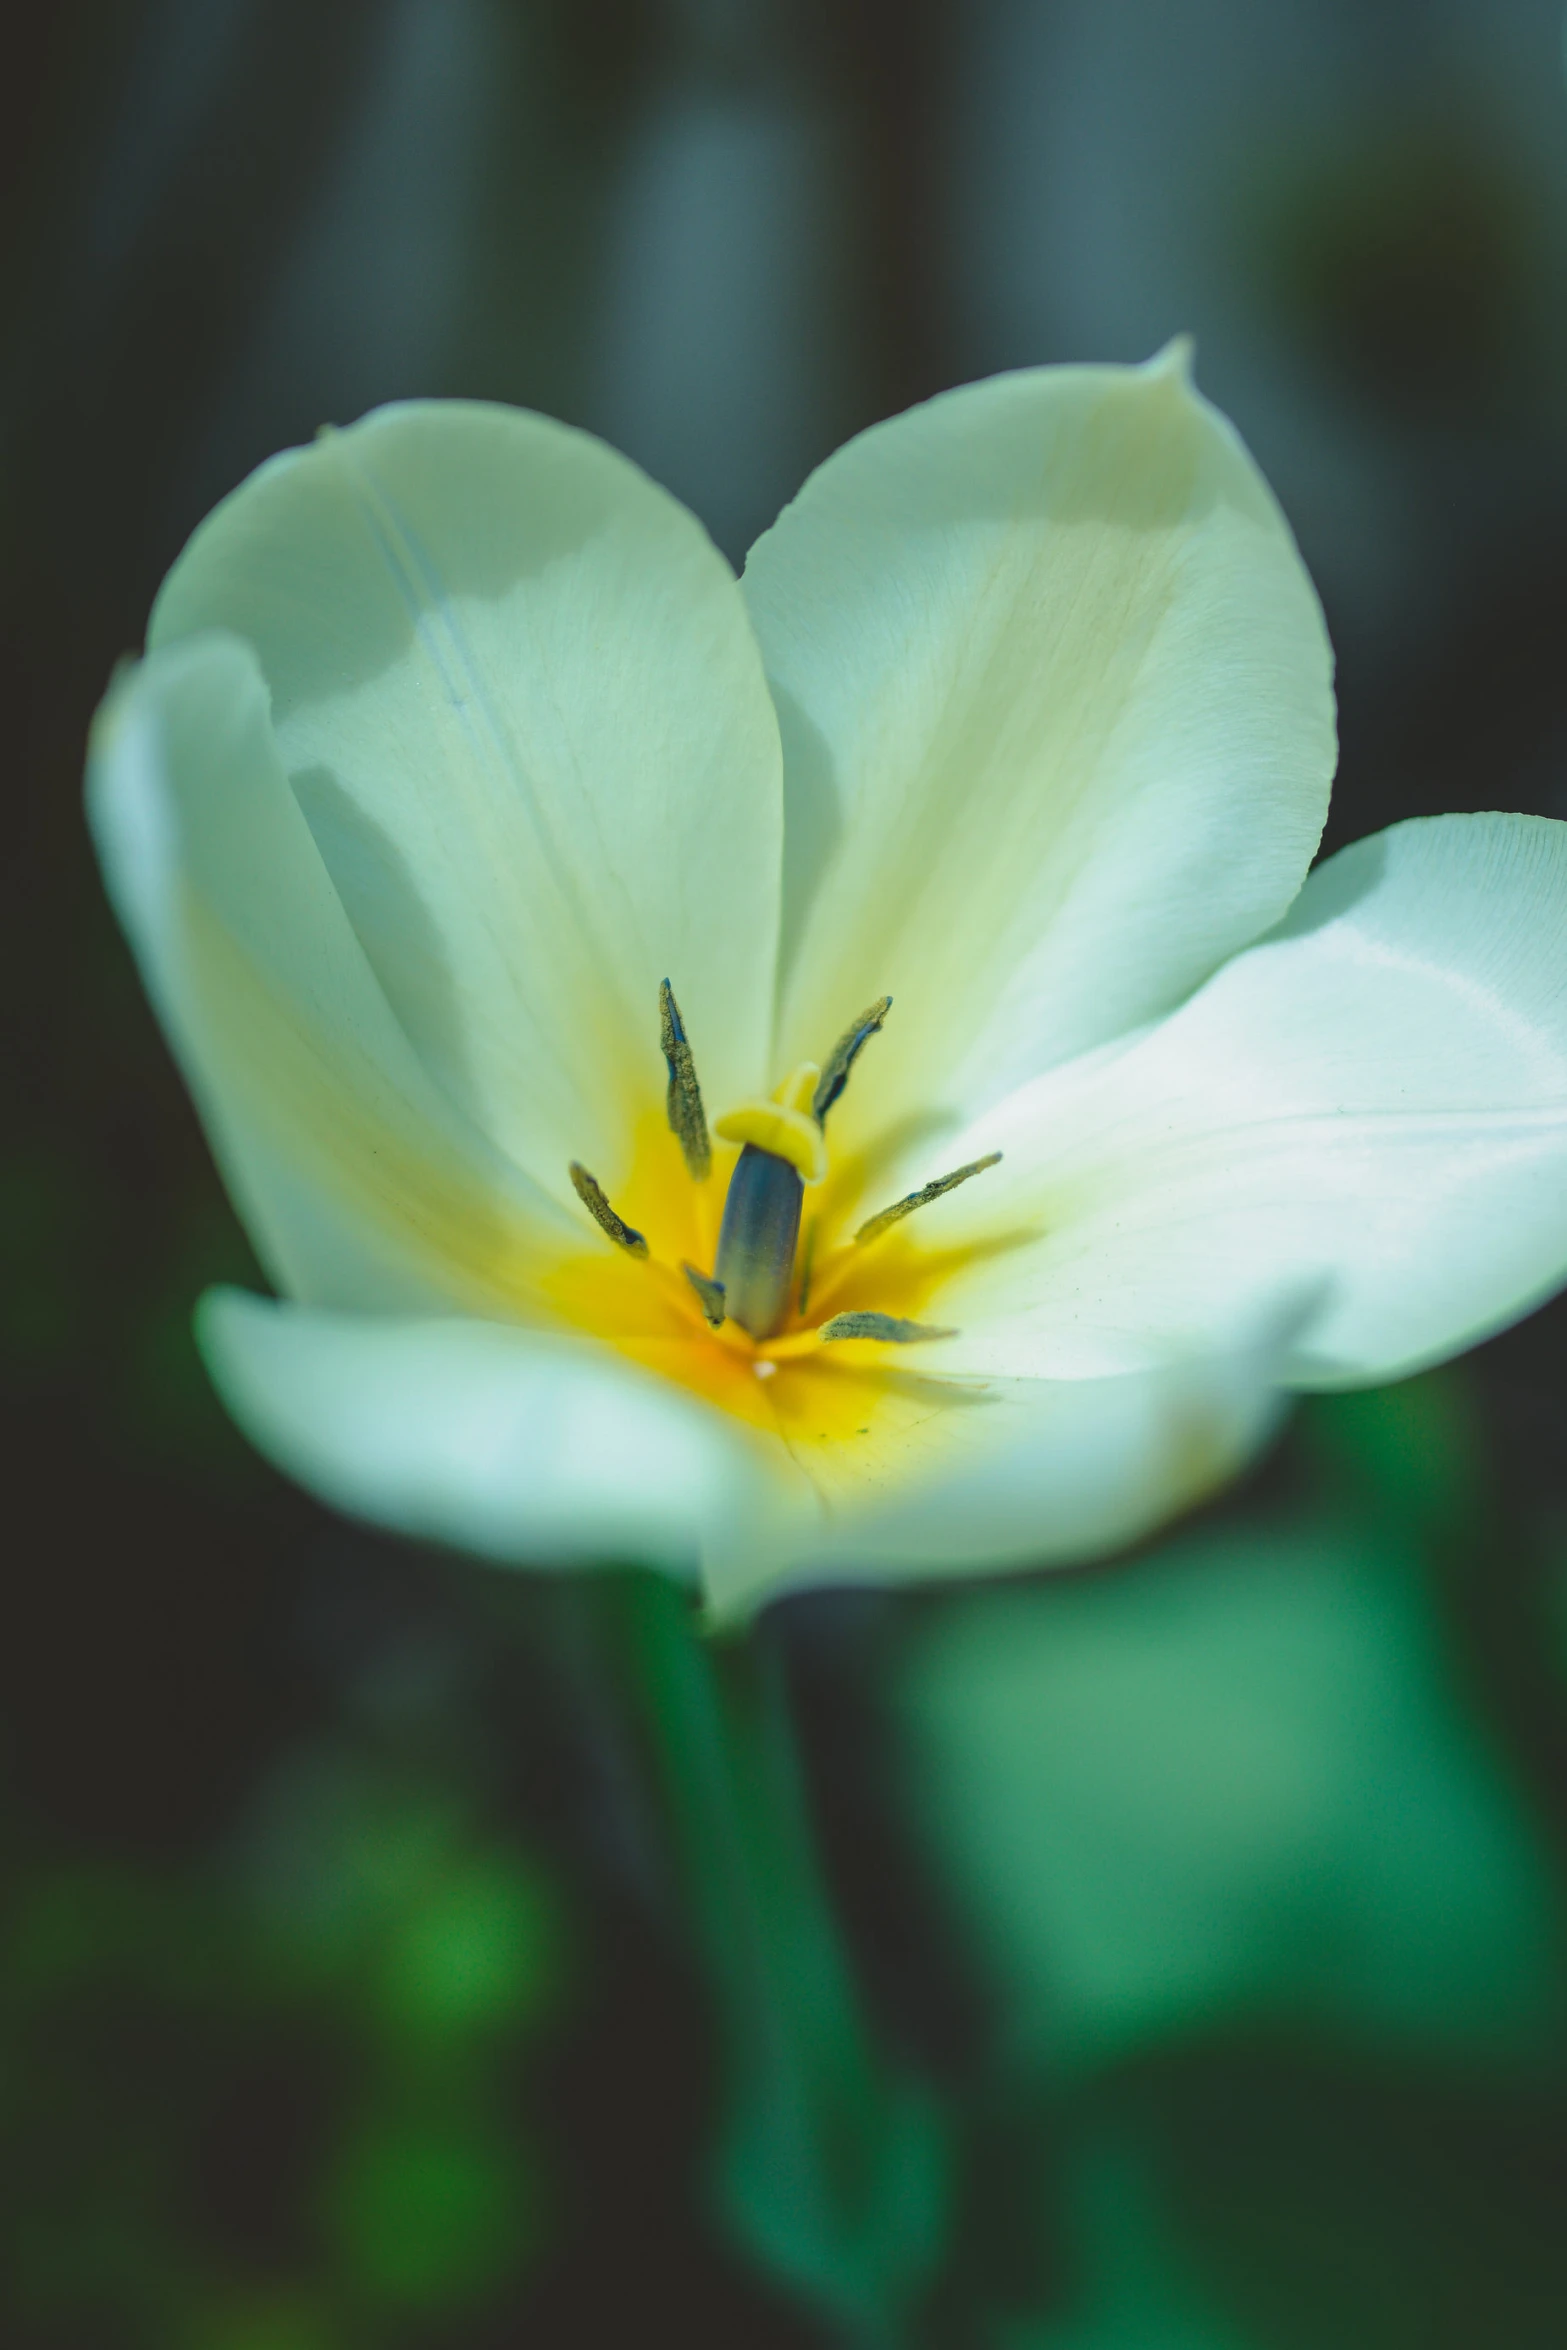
[1143,333,1198,391]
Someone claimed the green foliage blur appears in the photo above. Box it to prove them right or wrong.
[7,3,1567,2343]
[895,1378,1567,2344]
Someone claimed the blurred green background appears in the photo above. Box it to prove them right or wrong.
[7,3,1567,2342]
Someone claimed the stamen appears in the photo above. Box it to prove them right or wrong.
[683,1263,727,1327]
[812,995,892,1123]
[569,1161,649,1258]
[659,980,711,1181]
[855,1153,1003,1246]
[820,1312,956,1343]
[797,1216,817,1317]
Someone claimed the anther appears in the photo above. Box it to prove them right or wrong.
[569,1161,648,1258]
[820,1312,956,1343]
[683,1264,727,1327]
[812,995,892,1123]
[659,980,711,1181]
[855,1153,1003,1247]
[797,1217,817,1317]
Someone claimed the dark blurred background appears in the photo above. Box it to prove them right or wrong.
[7,3,1567,2343]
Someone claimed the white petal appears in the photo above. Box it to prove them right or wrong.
[703,1308,1294,1619]
[198,1289,768,1580]
[930,814,1567,1387]
[88,636,568,1314]
[743,346,1334,1148]
[149,401,784,1199]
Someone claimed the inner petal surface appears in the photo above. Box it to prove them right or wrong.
[744,351,1335,1152]
[150,401,785,1204]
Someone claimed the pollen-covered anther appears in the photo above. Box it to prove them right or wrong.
[819,1312,957,1343]
[659,979,711,1181]
[797,1217,818,1317]
[568,1161,648,1258]
[812,995,892,1123]
[855,1152,1003,1246]
[683,1263,727,1327]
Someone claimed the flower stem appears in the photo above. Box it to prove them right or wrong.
[613,1568,948,2342]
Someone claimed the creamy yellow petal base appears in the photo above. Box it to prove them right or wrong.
[542,1112,974,1447]
[535,1107,1289,1618]
[701,1311,1297,1620]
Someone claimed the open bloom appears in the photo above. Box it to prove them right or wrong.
[89,348,1567,1616]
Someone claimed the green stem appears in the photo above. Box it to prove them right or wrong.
[615,1569,948,2342]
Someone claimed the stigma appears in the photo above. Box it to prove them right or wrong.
[564,983,1000,1359]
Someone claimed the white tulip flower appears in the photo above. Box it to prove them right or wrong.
[88,347,1567,1617]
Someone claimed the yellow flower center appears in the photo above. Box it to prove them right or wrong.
[545,987,1002,1450]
